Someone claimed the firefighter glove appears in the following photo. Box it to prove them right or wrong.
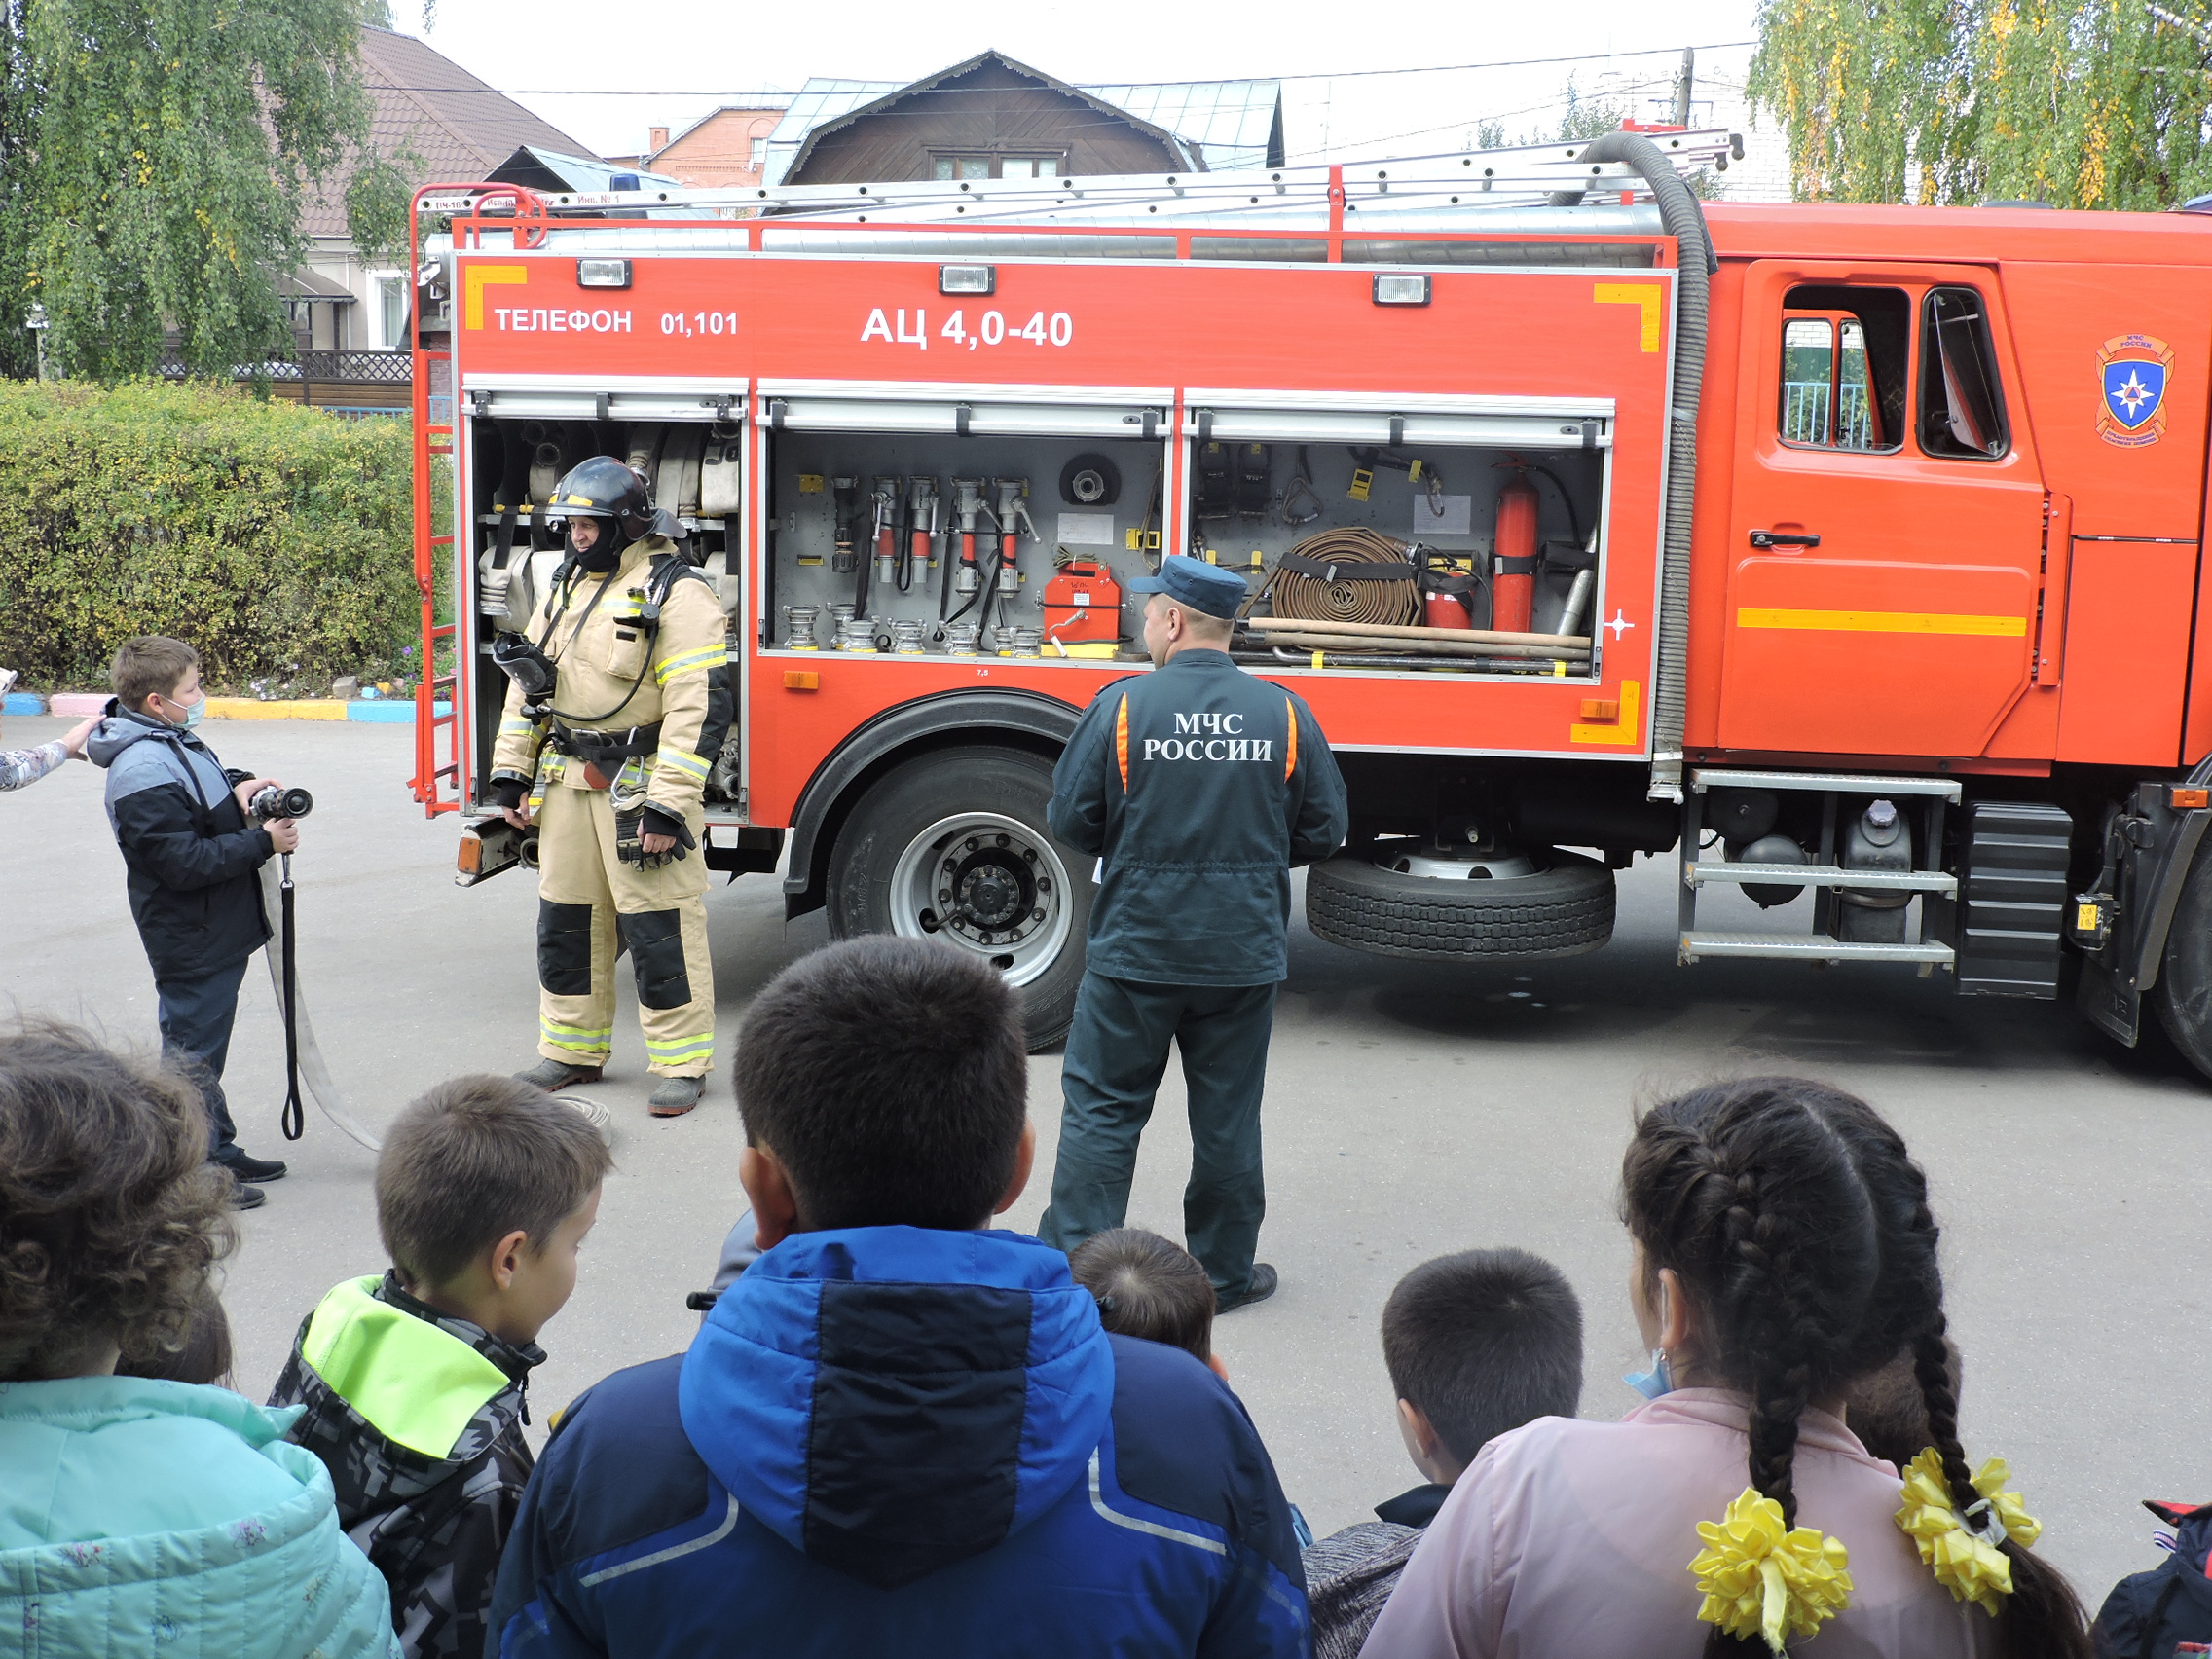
[618,803,693,868]
[490,776,528,811]
[640,804,694,854]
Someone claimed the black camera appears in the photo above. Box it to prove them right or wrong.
[248,785,313,822]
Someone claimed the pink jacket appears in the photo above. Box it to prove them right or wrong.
[1359,1389,1998,1659]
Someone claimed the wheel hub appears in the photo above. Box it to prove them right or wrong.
[940,834,1041,944]
[1381,841,1544,881]
[891,811,1071,985]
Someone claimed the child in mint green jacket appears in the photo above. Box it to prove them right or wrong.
[0,1021,398,1658]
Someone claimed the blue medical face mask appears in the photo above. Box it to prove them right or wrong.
[177,696,203,728]
[1624,1276,1676,1399]
[1624,1347,1675,1400]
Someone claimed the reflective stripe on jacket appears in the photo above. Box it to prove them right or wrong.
[490,536,732,819]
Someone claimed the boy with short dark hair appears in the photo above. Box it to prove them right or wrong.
[1069,1227,1229,1381]
[270,1075,611,1659]
[1304,1247,1583,1659]
[490,937,1309,1659]
[86,634,301,1207]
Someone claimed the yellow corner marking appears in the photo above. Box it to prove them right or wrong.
[1737,608,2028,638]
[464,264,528,330]
[1571,679,1641,746]
[1594,282,1663,352]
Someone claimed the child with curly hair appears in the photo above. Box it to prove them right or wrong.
[0,1020,399,1657]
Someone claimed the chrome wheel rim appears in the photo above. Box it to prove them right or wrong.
[890,811,1073,987]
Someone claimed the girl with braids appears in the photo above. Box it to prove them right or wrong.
[1362,1076,2088,1659]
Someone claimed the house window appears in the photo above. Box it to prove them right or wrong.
[371,274,409,351]
[931,153,1063,180]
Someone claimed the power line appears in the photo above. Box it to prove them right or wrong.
[364,39,1759,100]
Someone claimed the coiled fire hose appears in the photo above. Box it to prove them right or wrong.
[1261,528,1422,627]
[256,861,383,1153]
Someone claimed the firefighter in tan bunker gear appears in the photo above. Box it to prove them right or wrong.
[487,457,733,1117]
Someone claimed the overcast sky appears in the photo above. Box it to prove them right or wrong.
[399,0,1764,165]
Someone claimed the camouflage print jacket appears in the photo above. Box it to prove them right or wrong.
[268,1272,544,1659]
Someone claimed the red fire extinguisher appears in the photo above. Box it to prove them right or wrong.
[1420,552,1474,630]
[1492,468,1539,634]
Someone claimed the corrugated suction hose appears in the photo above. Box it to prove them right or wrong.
[1263,528,1421,627]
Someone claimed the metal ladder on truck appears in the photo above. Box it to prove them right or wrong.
[407,180,562,819]
[1677,769,1961,970]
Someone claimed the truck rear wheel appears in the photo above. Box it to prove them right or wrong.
[1306,848,1616,962]
[2154,836,2212,1083]
[827,745,1091,1050]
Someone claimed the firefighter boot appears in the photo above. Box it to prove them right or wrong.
[647,1075,706,1117]
[516,1057,604,1088]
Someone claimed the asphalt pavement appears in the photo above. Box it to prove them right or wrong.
[5,711,2208,1606]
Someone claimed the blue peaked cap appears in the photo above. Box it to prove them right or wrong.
[1125,554,1247,620]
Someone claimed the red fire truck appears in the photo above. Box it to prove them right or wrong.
[406,129,2212,1078]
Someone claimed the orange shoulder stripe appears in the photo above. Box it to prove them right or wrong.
[1284,695,1298,781]
[1116,693,1130,789]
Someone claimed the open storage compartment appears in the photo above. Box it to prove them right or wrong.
[1185,392,1615,681]
[756,384,1175,661]
[458,382,748,806]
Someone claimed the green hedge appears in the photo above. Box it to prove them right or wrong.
[0,380,418,692]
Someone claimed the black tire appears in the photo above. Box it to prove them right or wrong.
[827,746,1091,1050]
[1305,849,1616,962]
[2154,834,2212,1083]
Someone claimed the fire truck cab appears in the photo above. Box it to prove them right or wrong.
[408,129,2212,1078]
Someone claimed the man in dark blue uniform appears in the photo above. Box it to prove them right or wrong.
[1039,555,1347,1312]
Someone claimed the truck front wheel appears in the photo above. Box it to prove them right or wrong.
[826,745,1091,1050]
[2155,836,2212,1083]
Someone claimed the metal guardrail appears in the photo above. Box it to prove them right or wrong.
[158,350,414,385]
[1781,379,1872,448]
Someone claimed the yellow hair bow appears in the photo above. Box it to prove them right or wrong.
[1690,1488,1855,1653]
[1895,1449,2042,1617]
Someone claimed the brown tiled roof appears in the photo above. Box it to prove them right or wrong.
[302,28,597,239]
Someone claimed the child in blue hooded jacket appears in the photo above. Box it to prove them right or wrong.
[0,1020,397,1658]
[488,936,1309,1659]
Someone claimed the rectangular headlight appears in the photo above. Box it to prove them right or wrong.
[1372,274,1431,307]
[577,258,633,290]
[940,264,996,295]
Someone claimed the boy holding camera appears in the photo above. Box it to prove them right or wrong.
[88,635,301,1209]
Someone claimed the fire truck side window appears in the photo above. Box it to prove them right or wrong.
[1919,287,2010,461]
[1777,285,1908,455]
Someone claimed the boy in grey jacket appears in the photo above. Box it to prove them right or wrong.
[86,635,301,1206]
[1303,1248,1582,1659]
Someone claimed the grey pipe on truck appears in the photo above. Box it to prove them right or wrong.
[1549,132,1715,803]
